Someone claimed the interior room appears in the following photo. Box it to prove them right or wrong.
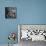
[0,0,46,46]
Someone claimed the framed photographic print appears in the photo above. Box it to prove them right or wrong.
[18,24,46,41]
[5,7,17,19]
[18,24,46,46]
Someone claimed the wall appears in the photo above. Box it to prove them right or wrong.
[19,0,46,24]
[0,0,46,44]
[0,0,20,44]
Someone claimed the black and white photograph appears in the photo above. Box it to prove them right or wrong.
[5,7,16,19]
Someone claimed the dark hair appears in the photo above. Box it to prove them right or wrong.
[5,7,9,15]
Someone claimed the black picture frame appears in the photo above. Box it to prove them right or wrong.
[5,7,17,19]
